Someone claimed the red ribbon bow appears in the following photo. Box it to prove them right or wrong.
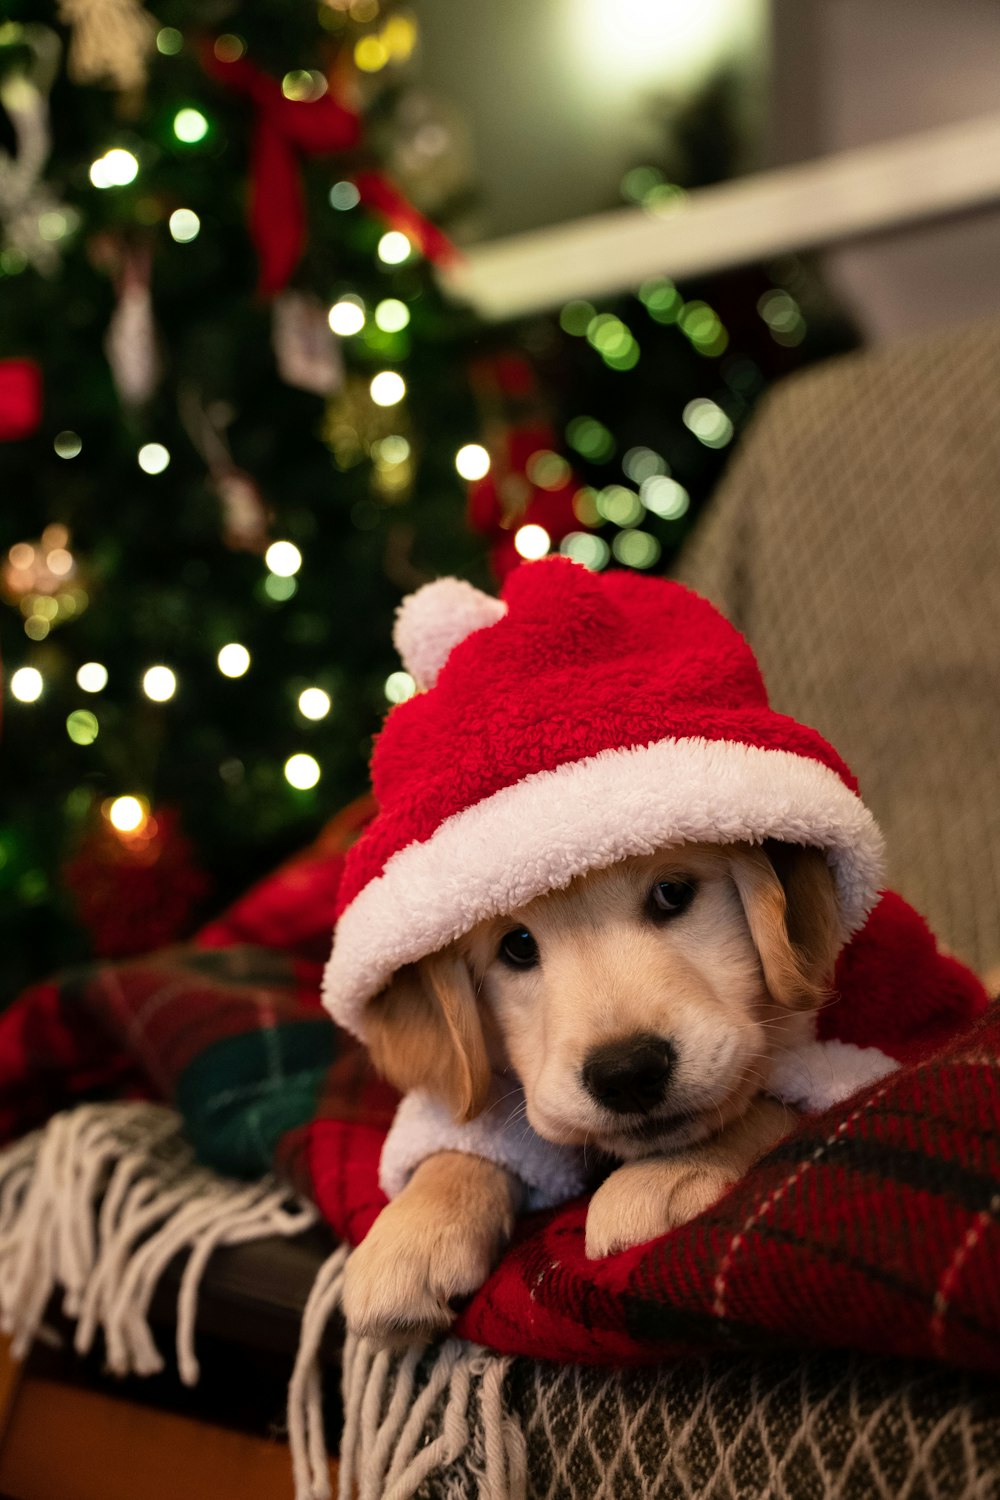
[0,359,42,441]
[204,52,458,295]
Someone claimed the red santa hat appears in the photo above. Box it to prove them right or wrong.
[323,558,885,1040]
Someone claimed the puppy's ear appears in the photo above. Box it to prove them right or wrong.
[365,951,491,1122]
[727,843,843,1010]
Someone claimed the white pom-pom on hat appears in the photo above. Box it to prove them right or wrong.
[393,578,507,691]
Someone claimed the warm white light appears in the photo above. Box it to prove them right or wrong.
[298,687,332,720]
[108,795,147,833]
[77,662,109,693]
[138,442,170,474]
[370,371,406,407]
[455,444,491,481]
[682,398,734,449]
[571,0,759,93]
[374,298,410,332]
[514,524,551,560]
[328,297,366,336]
[169,208,201,243]
[265,540,302,577]
[10,667,43,703]
[90,148,139,189]
[285,753,321,790]
[384,671,416,704]
[377,231,412,265]
[217,643,251,678]
[142,665,177,701]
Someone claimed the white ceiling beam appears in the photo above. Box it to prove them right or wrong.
[441,112,1000,320]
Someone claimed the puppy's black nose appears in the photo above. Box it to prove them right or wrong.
[582,1034,676,1115]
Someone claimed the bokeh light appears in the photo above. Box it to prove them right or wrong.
[217,643,251,678]
[107,795,148,833]
[622,446,667,484]
[455,444,490,481]
[169,208,201,243]
[173,108,208,143]
[560,532,611,570]
[596,485,642,527]
[285,753,321,790]
[566,416,615,463]
[640,475,690,519]
[66,710,99,746]
[526,450,571,490]
[54,431,82,459]
[330,181,361,211]
[377,231,412,266]
[328,297,366,335]
[374,298,410,332]
[514,524,551,560]
[682,398,734,449]
[370,371,406,407]
[89,149,139,189]
[355,36,389,71]
[10,667,43,703]
[613,530,661,569]
[265,541,302,577]
[77,662,108,693]
[138,443,170,474]
[142,666,177,702]
[156,27,183,54]
[298,687,332,720]
[384,671,417,704]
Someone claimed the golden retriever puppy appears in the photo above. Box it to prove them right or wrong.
[342,838,841,1342]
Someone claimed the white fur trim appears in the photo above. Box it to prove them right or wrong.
[324,736,885,1038]
[769,1039,900,1112]
[393,578,507,691]
[380,1086,589,1211]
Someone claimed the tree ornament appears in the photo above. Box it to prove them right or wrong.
[179,389,271,553]
[0,25,77,275]
[92,237,161,407]
[63,805,210,958]
[56,0,156,94]
[272,290,344,396]
[0,359,42,440]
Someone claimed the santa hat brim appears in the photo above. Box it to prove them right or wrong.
[323,735,885,1039]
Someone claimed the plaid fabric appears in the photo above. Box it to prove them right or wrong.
[1,796,997,1373]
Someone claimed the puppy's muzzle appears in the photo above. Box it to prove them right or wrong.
[582,1033,676,1116]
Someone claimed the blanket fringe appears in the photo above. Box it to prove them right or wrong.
[289,1251,526,1500]
[0,1101,317,1382]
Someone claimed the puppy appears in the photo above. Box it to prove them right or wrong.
[342,839,842,1343]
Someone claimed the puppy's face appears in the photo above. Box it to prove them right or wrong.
[365,842,842,1158]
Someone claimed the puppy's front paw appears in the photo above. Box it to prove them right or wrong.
[585,1157,738,1260]
[342,1154,517,1345]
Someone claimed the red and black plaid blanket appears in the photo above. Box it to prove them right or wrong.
[3,799,998,1374]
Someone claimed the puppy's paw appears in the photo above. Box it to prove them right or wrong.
[342,1154,517,1345]
[585,1157,738,1260]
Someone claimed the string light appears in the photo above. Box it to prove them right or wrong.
[514,524,550,560]
[623,446,667,484]
[370,371,406,407]
[285,753,321,789]
[173,108,209,143]
[455,444,490,481]
[329,181,360,211]
[682,398,734,449]
[377,231,411,266]
[138,443,170,474]
[560,532,610,571]
[613,530,661,569]
[641,475,690,520]
[10,667,43,703]
[169,209,201,243]
[374,298,410,332]
[156,27,183,55]
[282,70,328,101]
[384,671,416,704]
[265,541,302,577]
[54,431,82,459]
[597,485,642,526]
[559,300,596,336]
[298,687,332,720]
[328,297,366,336]
[89,149,139,189]
[264,575,297,602]
[217,643,251,678]
[142,666,177,701]
[66,710,99,746]
[77,662,108,693]
[107,796,148,834]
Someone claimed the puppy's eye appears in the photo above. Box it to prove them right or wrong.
[648,880,697,919]
[498,927,539,969]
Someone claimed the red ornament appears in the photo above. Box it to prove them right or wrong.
[64,807,210,958]
[0,360,42,441]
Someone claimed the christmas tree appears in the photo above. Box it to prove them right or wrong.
[0,1,854,998]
